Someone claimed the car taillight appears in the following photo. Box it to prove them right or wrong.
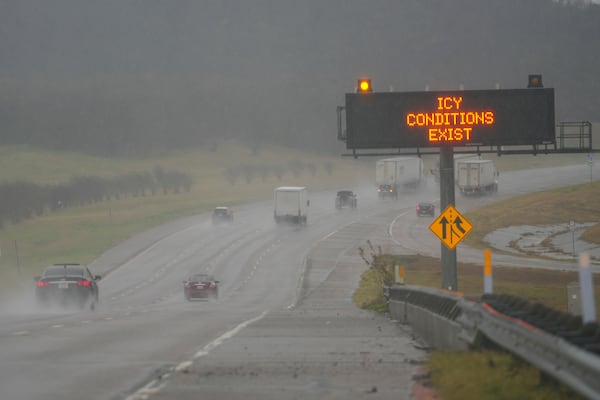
[416,206,421,210]
[37,281,49,287]
[77,280,91,287]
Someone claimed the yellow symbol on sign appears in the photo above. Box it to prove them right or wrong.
[429,205,472,250]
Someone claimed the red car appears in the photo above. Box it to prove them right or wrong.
[183,273,219,301]
[416,202,435,217]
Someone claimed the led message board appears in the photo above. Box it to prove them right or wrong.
[345,88,555,149]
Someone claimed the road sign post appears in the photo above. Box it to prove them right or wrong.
[440,147,457,290]
[340,80,556,292]
[430,201,473,291]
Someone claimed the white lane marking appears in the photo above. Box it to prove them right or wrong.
[12,331,29,336]
[126,311,268,400]
[389,211,409,245]
[191,310,268,361]
[126,378,168,400]
[322,230,338,240]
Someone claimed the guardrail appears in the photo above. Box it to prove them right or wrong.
[386,285,600,400]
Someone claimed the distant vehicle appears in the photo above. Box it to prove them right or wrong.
[273,186,308,225]
[416,202,435,217]
[183,273,219,301]
[432,154,478,183]
[375,157,424,199]
[34,263,101,310]
[335,190,357,209]
[377,184,397,199]
[211,206,233,224]
[456,159,498,196]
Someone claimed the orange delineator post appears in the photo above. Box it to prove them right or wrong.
[395,264,405,285]
[484,249,492,294]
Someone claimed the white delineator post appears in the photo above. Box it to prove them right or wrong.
[579,252,597,323]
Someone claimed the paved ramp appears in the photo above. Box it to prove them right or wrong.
[150,218,427,400]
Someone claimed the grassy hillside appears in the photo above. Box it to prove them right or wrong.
[465,180,600,247]
[0,143,594,294]
[0,142,374,292]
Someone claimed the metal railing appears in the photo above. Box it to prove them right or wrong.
[386,285,600,400]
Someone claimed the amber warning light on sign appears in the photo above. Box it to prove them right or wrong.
[405,96,495,143]
[357,79,372,93]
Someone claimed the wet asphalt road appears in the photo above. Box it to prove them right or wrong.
[0,162,597,400]
[0,183,429,400]
[147,211,426,400]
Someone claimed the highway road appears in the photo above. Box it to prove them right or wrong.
[391,163,600,272]
[0,162,597,399]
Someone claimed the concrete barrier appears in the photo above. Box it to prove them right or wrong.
[387,285,468,350]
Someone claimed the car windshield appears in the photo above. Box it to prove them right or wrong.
[189,274,213,282]
[214,208,228,215]
[43,266,84,277]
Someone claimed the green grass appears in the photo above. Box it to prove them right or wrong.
[353,176,600,400]
[464,180,600,248]
[0,141,375,292]
[353,255,597,400]
[427,350,583,400]
[0,143,595,399]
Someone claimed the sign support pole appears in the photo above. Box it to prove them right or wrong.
[439,146,458,291]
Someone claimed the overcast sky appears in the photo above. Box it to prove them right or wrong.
[0,0,597,152]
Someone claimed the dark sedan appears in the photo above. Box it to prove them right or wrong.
[183,273,219,301]
[416,202,435,217]
[211,206,233,224]
[35,263,101,310]
[335,190,357,209]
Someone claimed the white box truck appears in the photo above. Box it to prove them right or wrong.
[375,157,423,198]
[273,186,308,225]
[456,159,498,196]
[432,154,479,183]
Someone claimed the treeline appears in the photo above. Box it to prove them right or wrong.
[0,167,191,228]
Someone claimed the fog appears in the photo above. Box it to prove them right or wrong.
[0,0,598,155]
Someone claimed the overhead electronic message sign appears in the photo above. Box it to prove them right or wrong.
[345,88,555,149]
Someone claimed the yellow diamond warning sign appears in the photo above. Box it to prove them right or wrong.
[429,205,472,250]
